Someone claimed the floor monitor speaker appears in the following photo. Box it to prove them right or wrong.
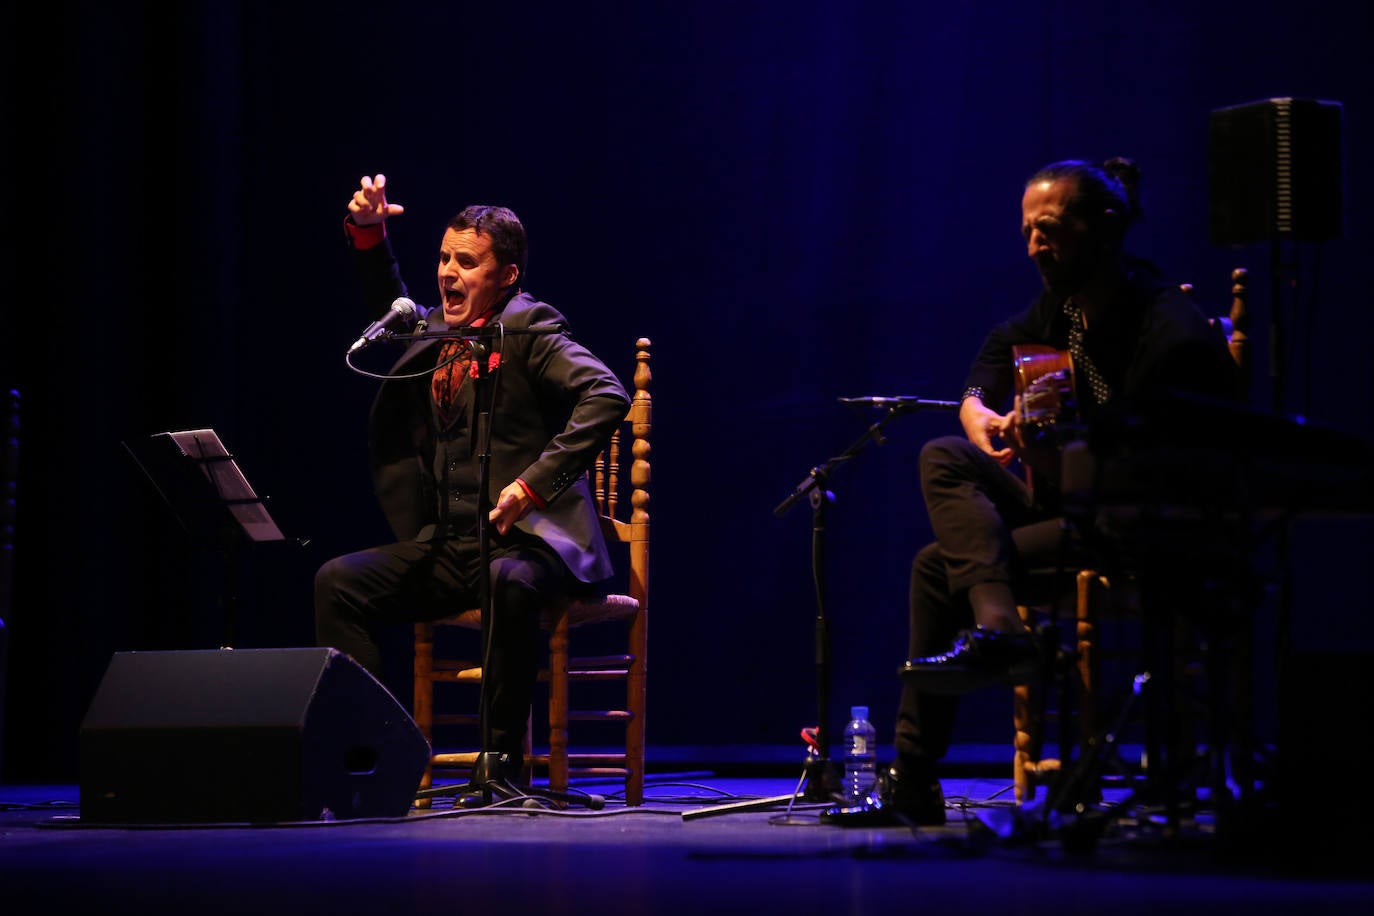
[79,647,430,823]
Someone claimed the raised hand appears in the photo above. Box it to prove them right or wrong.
[348,173,406,226]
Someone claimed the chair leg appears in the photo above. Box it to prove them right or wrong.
[413,622,436,809]
[625,608,648,806]
[1075,569,1099,760]
[1013,605,1036,804]
[1013,684,1040,804]
[546,609,571,795]
[1052,569,1109,808]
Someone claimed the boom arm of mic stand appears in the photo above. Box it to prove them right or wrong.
[775,396,958,517]
[773,415,897,519]
[413,324,569,341]
[887,398,960,414]
[350,322,569,351]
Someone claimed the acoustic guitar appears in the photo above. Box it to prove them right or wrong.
[1005,343,1077,491]
[1013,344,1078,433]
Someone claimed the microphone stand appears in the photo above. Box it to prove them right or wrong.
[771,397,959,805]
[399,322,597,811]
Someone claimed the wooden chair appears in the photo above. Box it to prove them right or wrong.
[1012,269,1250,805]
[413,337,652,807]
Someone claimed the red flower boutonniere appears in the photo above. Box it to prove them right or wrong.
[468,351,501,378]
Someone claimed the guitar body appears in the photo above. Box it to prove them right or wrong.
[1013,345,1078,432]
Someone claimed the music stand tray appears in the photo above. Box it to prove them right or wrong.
[123,428,285,546]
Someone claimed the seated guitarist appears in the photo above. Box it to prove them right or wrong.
[823,157,1240,827]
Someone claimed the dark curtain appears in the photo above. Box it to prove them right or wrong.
[3,0,1371,781]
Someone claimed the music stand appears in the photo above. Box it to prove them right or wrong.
[123,429,285,647]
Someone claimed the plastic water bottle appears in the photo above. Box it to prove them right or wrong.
[842,706,878,802]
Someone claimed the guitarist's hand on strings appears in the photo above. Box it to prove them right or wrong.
[1001,398,1027,452]
[960,397,1016,466]
[1005,394,1061,482]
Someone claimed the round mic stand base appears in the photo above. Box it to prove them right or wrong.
[416,751,606,811]
[798,727,841,802]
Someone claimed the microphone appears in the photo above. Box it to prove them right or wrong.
[837,396,962,412]
[349,297,418,353]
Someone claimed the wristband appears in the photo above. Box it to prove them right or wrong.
[343,218,386,251]
[516,478,547,510]
[961,386,986,403]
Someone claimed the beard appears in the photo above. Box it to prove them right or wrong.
[1036,251,1098,299]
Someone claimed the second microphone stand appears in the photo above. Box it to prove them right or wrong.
[772,397,959,804]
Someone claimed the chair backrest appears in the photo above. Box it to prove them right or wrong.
[586,337,651,609]
[556,336,651,805]
[1184,266,1249,373]
[1220,267,1250,373]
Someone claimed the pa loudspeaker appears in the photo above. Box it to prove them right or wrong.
[79,647,430,823]
[1208,97,1343,245]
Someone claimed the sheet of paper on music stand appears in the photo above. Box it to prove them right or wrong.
[163,429,285,543]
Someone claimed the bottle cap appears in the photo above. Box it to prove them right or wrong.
[851,706,868,720]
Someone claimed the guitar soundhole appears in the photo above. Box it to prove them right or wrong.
[1022,369,1076,429]
[1014,346,1078,434]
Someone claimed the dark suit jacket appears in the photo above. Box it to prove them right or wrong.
[353,238,631,583]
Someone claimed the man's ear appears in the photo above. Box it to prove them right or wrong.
[501,264,520,288]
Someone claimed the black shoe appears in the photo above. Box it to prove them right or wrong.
[820,765,947,827]
[898,626,1041,694]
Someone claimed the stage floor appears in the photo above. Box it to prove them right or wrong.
[3,745,1372,915]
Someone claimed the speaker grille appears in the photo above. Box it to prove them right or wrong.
[1208,97,1343,245]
